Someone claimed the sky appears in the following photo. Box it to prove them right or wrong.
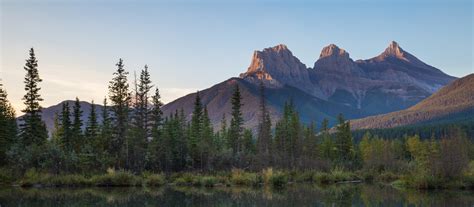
[1,0,473,115]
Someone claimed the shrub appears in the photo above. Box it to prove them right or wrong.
[230,169,260,186]
[0,168,15,185]
[48,174,89,186]
[293,171,315,183]
[144,174,166,186]
[198,176,218,187]
[90,170,141,186]
[262,168,288,187]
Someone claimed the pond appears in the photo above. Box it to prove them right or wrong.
[0,184,473,206]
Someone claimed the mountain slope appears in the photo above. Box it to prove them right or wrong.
[164,41,456,129]
[162,78,364,129]
[241,42,455,116]
[18,100,103,134]
[351,74,474,130]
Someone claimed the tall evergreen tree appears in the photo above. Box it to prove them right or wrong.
[59,102,73,152]
[108,58,131,168]
[148,88,164,170]
[19,48,48,147]
[200,107,214,170]
[228,85,243,155]
[71,97,83,152]
[98,98,112,168]
[129,66,152,171]
[0,82,17,166]
[150,88,164,140]
[85,100,99,142]
[189,91,203,168]
[334,113,354,166]
[256,81,272,168]
[319,118,334,161]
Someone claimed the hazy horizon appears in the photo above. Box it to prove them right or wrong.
[1,0,472,115]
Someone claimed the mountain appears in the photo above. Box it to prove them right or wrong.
[351,74,474,130]
[164,41,456,128]
[162,78,363,129]
[30,41,457,133]
[18,100,103,134]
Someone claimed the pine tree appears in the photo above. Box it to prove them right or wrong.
[242,129,255,155]
[19,48,48,147]
[151,88,164,140]
[59,102,72,152]
[137,65,152,137]
[303,122,318,161]
[85,100,99,143]
[0,81,17,166]
[71,97,83,152]
[334,113,354,166]
[200,107,214,170]
[108,58,131,168]
[189,91,203,168]
[319,118,334,161]
[129,66,152,172]
[98,98,112,168]
[148,88,164,171]
[256,81,272,168]
[228,85,243,155]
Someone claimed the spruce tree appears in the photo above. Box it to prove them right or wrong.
[319,118,334,161]
[151,88,164,140]
[85,100,99,143]
[99,98,112,167]
[129,66,152,171]
[71,97,83,152]
[189,91,203,168]
[0,81,17,166]
[19,48,48,147]
[256,81,272,168]
[148,88,164,170]
[228,85,243,155]
[108,58,131,168]
[59,102,72,152]
[335,113,354,166]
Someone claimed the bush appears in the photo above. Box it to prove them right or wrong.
[90,170,141,186]
[401,173,444,189]
[198,176,218,187]
[293,171,315,183]
[230,169,260,186]
[0,168,15,185]
[144,174,166,186]
[262,168,288,187]
[171,173,198,186]
[376,171,400,183]
[313,168,358,184]
[48,174,89,186]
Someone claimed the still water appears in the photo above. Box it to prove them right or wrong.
[1,184,473,206]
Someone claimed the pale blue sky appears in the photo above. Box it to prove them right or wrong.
[1,0,472,114]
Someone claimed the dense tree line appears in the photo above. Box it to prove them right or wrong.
[0,48,472,179]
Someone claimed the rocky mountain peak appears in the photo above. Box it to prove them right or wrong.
[381,40,406,59]
[240,44,311,89]
[319,44,350,59]
[313,44,363,75]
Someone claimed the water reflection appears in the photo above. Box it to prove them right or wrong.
[0,184,473,206]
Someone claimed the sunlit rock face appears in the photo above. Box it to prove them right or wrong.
[239,44,312,90]
[241,42,456,115]
[161,41,456,129]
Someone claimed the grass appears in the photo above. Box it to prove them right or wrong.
[10,167,474,190]
[230,169,261,186]
[313,168,359,185]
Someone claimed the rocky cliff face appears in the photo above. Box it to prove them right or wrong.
[239,44,313,92]
[240,41,456,115]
